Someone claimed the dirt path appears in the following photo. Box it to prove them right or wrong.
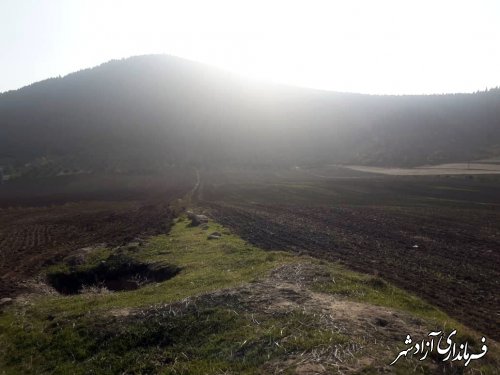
[181,168,202,205]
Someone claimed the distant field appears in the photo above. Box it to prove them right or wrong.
[344,162,500,175]
[0,168,196,207]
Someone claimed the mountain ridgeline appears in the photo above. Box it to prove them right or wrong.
[1,55,500,177]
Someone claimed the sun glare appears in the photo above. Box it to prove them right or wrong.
[1,0,500,94]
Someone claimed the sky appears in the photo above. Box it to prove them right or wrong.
[1,0,500,95]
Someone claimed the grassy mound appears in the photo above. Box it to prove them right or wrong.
[0,216,498,374]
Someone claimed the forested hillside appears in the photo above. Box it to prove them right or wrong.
[1,55,499,179]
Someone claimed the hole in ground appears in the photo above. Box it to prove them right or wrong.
[47,255,181,295]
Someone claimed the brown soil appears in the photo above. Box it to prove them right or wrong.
[206,201,500,341]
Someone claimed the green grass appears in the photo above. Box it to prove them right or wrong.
[0,304,349,374]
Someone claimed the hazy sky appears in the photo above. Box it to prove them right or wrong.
[1,0,500,95]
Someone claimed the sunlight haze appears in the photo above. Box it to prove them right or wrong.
[1,0,499,94]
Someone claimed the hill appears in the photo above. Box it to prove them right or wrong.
[1,54,500,180]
